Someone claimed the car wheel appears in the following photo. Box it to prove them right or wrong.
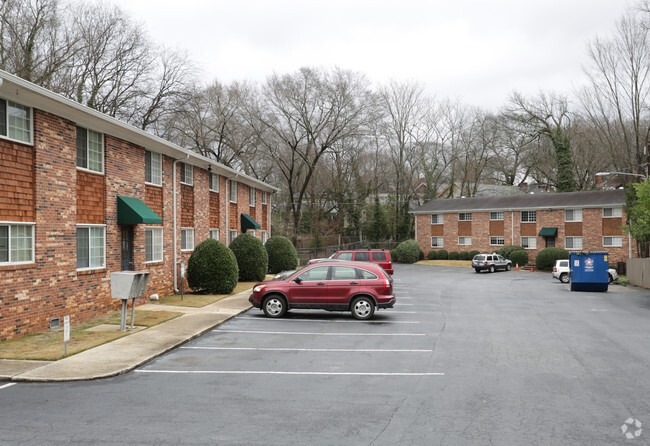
[475,268,481,273]
[351,296,375,320]
[263,295,287,318]
[489,265,495,273]
[506,264,511,271]
[560,273,569,284]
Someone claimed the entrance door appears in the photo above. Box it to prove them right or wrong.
[545,237,555,248]
[121,226,134,271]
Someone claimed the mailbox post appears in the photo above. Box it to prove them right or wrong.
[110,271,150,331]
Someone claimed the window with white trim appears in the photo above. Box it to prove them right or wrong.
[521,236,537,249]
[229,180,238,202]
[209,173,219,192]
[210,229,220,241]
[262,191,268,204]
[0,223,34,264]
[490,211,504,221]
[565,209,582,222]
[0,99,32,144]
[145,227,163,262]
[603,207,622,218]
[458,236,471,245]
[490,236,505,246]
[249,187,256,206]
[180,163,193,185]
[431,214,443,224]
[603,236,623,247]
[565,236,583,250]
[76,126,104,173]
[431,236,444,248]
[145,150,162,186]
[458,213,472,221]
[521,211,536,223]
[261,230,268,244]
[229,230,238,243]
[181,228,194,251]
[76,225,105,269]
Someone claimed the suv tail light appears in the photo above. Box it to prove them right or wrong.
[384,278,391,290]
[553,267,557,272]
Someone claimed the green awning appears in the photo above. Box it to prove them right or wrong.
[117,196,162,224]
[538,227,558,237]
[241,213,261,231]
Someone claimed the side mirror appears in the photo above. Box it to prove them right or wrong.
[293,277,302,284]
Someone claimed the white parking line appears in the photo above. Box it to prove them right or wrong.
[214,329,426,336]
[135,370,444,376]
[181,346,433,352]
[0,383,16,390]
[237,316,419,324]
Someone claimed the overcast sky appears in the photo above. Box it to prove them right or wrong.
[113,0,632,110]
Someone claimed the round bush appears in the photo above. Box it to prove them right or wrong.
[497,245,525,259]
[427,250,437,260]
[449,251,459,260]
[390,249,398,263]
[437,249,449,260]
[469,250,480,259]
[509,249,529,267]
[419,249,425,261]
[265,236,298,274]
[187,239,238,294]
[535,247,569,271]
[230,232,269,281]
[394,239,421,264]
[459,251,469,261]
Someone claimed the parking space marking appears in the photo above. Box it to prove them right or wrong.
[135,370,444,376]
[0,383,16,391]
[181,346,433,352]
[237,316,419,324]
[214,329,426,336]
[387,311,417,314]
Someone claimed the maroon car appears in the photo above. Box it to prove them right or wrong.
[249,261,395,320]
[308,249,393,275]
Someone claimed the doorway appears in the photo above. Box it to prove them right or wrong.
[121,225,134,271]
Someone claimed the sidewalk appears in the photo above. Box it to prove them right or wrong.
[0,289,253,383]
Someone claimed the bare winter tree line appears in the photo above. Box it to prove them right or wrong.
[2,0,650,241]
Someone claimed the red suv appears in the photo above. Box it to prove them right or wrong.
[249,261,395,320]
[309,249,393,275]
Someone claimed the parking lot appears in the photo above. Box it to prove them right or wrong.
[3,264,650,445]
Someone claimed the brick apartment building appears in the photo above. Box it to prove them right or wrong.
[0,70,278,341]
[412,189,635,263]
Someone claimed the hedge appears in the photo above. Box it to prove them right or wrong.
[535,247,569,271]
[449,251,459,260]
[496,245,525,259]
[394,240,421,264]
[509,249,529,267]
[265,236,299,274]
[427,250,438,260]
[437,249,449,260]
[229,232,269,281]
[187,239,238,294]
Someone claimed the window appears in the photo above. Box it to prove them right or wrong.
[603,207,622,218]
[565,236,583,250]
[145,151,162,186]
[298,266,329,281]
[76,225,105,269]
[603,236,623,247]
[490,212,504,221]
[145,227,163,262]
[248,230,256,237]
[209,173,219,192]
[249,187,256,206]
[458,236,472,245]
[431,237,444,248]
[261,230,268,244]
[210,229,220,241]
[229,180,238,202]
[521,211,537,223]
[0,223,34,264]
[181,228,194,251]
[337,252,353,260]
[331,266,357,280]
[458,213,472,221]
[521,236,537,249]
[431,214,443,224]
[262,191,268,204]
[76,127,104,173]
[357,268,378,280]
[490,236,505,246]
[355,252,370,261]
[372,252,386,261]
[229,230,238,243]
[0,99,32,144]
[565,209,582,222]
[180,163,193,185]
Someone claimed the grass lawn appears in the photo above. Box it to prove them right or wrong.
[416,260,472,268]
[151,280,260,307]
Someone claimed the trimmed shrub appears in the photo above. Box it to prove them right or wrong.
[230,232,269,281]
[419,249,425,261]
[535,247,569,271]
[469,250,480,259]
[509,249,529,267]
[449,251,459,260]
[265,236,298,274]
[459,251,470,261]
[496,245,525,259]
[187,239,238,294]
[427,250,437,260]
[394,239,420,264]
[437,249,449,260]
[390,249,398,263]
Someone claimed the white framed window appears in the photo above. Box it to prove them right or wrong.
[603,207,622,218]
[458,213,472,221]
[209,173,219,192]
[229,180,238,203]
[248,230,256,237]
[0,222,34,264]
[490,211,504,221]
[521,211,536,223]
[180,163,193,185]
[76,126,104,173]
[565,236,583,250]
[0,99,32,144]
[181,228,194,251]
[145,150,162,186]
[145,227,163,262]
[490,236,505,246]
[603,236,623,247]
[458,236,471,245]
[229,230,238,243]
[521,236,537,249]
[261,230,268,244]
[210,229,220,241]
[249,187,256,206]
[431,236,444,248]
[431,214,443,224]
[76,225,105,270]
[565,209,582,222]
[262,191,268,204]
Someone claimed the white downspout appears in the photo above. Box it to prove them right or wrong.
[173,155,189,292]
[225,179,229,246]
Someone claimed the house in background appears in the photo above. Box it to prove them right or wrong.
[0,70,278,341]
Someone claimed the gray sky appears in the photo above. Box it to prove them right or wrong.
[114,0,631,110]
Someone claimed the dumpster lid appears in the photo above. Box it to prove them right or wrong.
[538,227,558,237]
[117,196,162,224]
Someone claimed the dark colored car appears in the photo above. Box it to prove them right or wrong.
[249,261,395,320]
[471,253,512,273]
[308,249,393,275]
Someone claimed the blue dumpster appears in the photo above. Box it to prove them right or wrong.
[569,251,609,292]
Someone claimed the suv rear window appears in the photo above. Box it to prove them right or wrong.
[337,252,353,260]
[474,255,485,261]
[372,252,386,261]
[355,252,370,261]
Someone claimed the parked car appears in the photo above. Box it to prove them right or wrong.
[552,259,618,284]
[472,253,512,273]
[308,249,393,275]
[249,261,395,320]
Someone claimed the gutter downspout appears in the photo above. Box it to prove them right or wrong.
[225,179,229,246]
[510,210,514,244]
[173,154,189,292]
